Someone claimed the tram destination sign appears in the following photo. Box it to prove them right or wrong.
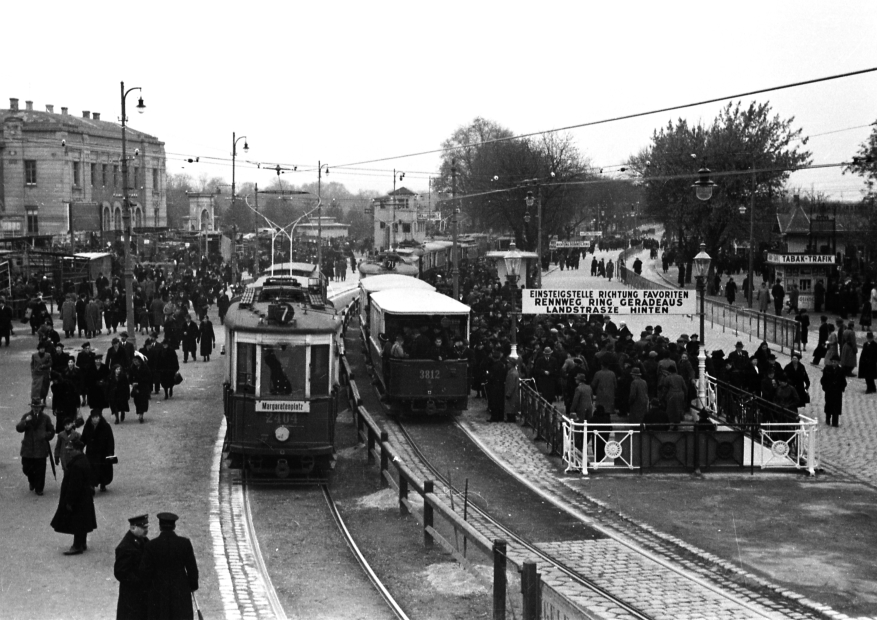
[521,289,696,315]
[256,400,311,413]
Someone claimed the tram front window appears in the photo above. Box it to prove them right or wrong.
[260,344,306,398]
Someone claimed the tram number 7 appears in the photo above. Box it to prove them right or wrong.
[419,370,441,380]
[266,412,298,425]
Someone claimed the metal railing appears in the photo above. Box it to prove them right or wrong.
[618,262,801,353]
[519,378,564,456]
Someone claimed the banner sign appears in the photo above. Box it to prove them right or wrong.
[549,240,596,249]
[766,253,836,265]
[521,288,696,315]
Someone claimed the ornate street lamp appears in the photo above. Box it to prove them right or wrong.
[503,241,523,361]
[693,242,712,404]
[692,168,716,201]
[120,81,145,347]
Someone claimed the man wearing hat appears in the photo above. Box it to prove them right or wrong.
[106,337,129,372]
[50,436,96,554]
[485,348,507,422]
[16,397,56,495]
[728,341,749,374]
[140,512,199,620]
[0,296,13,346]
[628,367,649,423]
[115,514,150,620]
[532,346,559,403]
[120,332,137,371]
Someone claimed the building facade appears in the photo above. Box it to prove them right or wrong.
[372,187,439,251]
[0,97,167,240]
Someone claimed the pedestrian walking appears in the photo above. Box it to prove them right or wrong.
[591,360,617,415]
[725,277,737,305]
[107,364,131,424]
[0,296,13,346]
[628,367,649,423]
[840,323,858,377]
[31,341,53,402]
[772,279,785,316]
[788,284,800,314]
[140,512,200,620]
[54,417,82,473]
[81,409,115,492]
[794,308,810,351]
[180,316,199,363]
[50,437,96,555]
[606,260,615,282]
[819,356,846,426]
[130,354,153,423]
[756,282,771,313]
[503,357,521,422]
[198,316,215,362]
[115,514,150,620]
[17,397,56,495]
[86,296,102,337]
[859,331,877,394]
[569,373,594,421]
[158,340,180,399]
[61,295,77,338]
[485,348,506,422]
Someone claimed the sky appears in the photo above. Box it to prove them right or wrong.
[4,1,876,204]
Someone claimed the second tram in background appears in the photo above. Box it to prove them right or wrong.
[222,268,353,478]
[360,278,471,414]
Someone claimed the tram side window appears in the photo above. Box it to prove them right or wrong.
[310,345,330,397]
[260,345,306,398]
[236,343,256,394]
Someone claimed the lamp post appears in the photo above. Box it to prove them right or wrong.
[120,81,145,347]
[317,162,329,278]
[523,182,542,288]
[451,160,459,300]
[693,243,712,404]
[503,241,523,361]
[391,169,405,250]
[231,132,248,279]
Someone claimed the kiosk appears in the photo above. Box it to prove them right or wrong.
[766,253,837,310]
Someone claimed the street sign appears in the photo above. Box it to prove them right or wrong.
[521,288,696,315]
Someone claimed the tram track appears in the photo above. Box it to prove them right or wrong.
[349,322,829,620]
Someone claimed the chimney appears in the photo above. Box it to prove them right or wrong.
[92,112,100,121]
[82,111,90,119]
[9,98,19,111]
[61,107,68,115]
[46,104,54,113]
[25,101,33,111]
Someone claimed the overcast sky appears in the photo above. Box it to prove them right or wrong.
[5,1,876,202]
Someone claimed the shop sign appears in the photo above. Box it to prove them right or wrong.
[767,253,836,265]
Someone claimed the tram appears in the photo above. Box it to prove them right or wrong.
[358,274,435,340]
[223,270,348,478]
[366,289,471,414]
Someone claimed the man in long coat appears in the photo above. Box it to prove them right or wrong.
[198,317,215,362]
[180,316,199,363]
[503,358,521,422]
[859,331,877,393]
[50,438,96,554]
[61,295,77,338]
[81,409,115,491]
[115,514,150,620]
[628,367,649,423]
[140,512,199,620]
[591,360,617,415]
[485,349,507,422]
[820,357,847,427]
[17,398,56,495]
[532,346,559,402]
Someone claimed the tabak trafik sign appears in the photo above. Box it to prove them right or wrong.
[766,253,837,265]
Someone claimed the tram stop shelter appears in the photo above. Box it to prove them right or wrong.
[766,252,837,310]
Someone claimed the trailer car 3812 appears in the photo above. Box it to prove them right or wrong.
[223,274,347,478]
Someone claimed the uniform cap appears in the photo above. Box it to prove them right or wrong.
[156,512,179,525]
[128,514,149,527]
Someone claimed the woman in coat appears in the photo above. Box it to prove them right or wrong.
[659,366,689,428]
[199,317,215,362]
[86,357,110,413]
[107,364,131,424]
[81,409,115,491]
[50,438,97,555]
[61,296,77,338]
[503,358,521,422]
[840,324,858,377]
[157,340,180,399]
[86,297,102,337]
[628,368,649,423]
[756,283,771,313]
[130,354,153,423]
[858,331,877,393]
[784,353,811,406]
[31,341,53,402]
[825,327,839,362]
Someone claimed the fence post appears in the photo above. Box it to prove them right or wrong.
[399,475,409,515]
[367,427,375,464]
[493,539,507,620]
[521,561,541,620]
[423,480,434,548]
[380,431,389,488]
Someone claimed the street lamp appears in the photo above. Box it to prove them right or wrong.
[120,81,145,347]
[231,132,248,277]
[391,169,406,250]
[693,242,712,404]
[692,168,716,201]
[317,162,329,282]
[504,241,523,361]
[523,182,542,287]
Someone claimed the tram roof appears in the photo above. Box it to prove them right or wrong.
[224,301,340,334]
[358,274,434,293]
[262,262,319,277]
[370,289,470,315]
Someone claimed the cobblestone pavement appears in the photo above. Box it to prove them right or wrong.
[624,247,877,487]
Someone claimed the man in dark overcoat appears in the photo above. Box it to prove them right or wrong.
[858,331,877,394]
[17,397,56,495]
[532,346,559,402]
[50,437,96,554]
[140,512,199,620]
[115,514,150,620]
[81,409,115,491]
[198,317,215,362]
[820,357,847,427]
[0,296,13,346]
[180,316,199,363]
[485,348,507,422]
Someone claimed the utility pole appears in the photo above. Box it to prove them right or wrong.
[748,163,756,307]
[451,159,459,300]
[253,184,259,275]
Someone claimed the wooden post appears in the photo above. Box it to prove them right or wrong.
[380,431,389,488]
[367,428,375,464]
[399,475,409,515]
[423,480,434,547]
[521,561,541,620]
[493,539,507,620]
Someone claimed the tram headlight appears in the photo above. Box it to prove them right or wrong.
[275,426,290,442]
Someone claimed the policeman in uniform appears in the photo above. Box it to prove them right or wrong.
[140,512,199,620]
[115,514,150,620]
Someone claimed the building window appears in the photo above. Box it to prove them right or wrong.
[25,160,37,185]
[114,207,122,231]
[73,161,81,187]
[152,168,159,190]
[26,208,38,234]
[113,165,119,187]
[402,223,411,233]
[1,220,22,238]
[103,206,111,231]
[90,163,97,187]
[102,164,108,187]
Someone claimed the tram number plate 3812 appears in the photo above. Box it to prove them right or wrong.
[420,369,441,380]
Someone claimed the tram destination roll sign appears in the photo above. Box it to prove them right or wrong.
[521,289,696,315]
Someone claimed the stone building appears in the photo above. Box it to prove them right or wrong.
[372,187,438,251]
[0,97,167,240]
